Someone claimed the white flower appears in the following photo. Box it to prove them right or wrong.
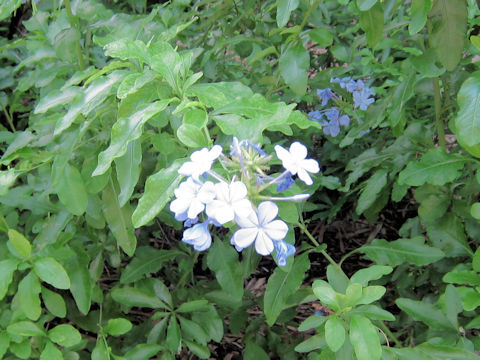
[206,181,253,225]
[178,145,223,180]
[274,142,319,185]
[231,201,288,256]
[169,178,216,221]
[182,222,212,251]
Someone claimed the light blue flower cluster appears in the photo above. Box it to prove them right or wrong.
[169,139,320,266]
[308,77,375,137]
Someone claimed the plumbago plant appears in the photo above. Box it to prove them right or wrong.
[2,0,480,359]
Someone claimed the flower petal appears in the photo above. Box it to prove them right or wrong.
[297,168,313,185]
[230,181,248,201]
[290,142,307,161]
[274,145,290,162]
[232,228,258,248]
[257,201,278,225]
[255,230,274,255]
[264,220,289,241]
[301,159,320,174]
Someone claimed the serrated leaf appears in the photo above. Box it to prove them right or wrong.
[102,178,136,256]
[120,246,182,284]
[279,43,309,95]
[94,99,172,176]
[349,315,382,360]
[276,0,299,28]
[325,316,345,352]
[359,2,384,48]
[351,265,393,286]
[455,72,480,147]
[396,298,454,330]
[264,253,310,326]
[398,147,465,186]
[207,239,244,304]
[429,0,467,71]
[360,236,445,266]
[132,160,185,228]
[34,257,70,290]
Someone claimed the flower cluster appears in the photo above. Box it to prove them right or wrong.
[169,139,320,266]
[308,77,375,137]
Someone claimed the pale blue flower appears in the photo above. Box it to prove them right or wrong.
[169,178,216,221]
[206,181,253,225]
[182,222,212,251]
[319,107,350,137]
[353,88,375,110]
[178,145,223,180]
[331,76,352,89]
[274,142,319,186]
[317,88,334,106]
[277,172,295,192]
[274,240,296,266]
[231,201,288,256]
[308,110,324,123]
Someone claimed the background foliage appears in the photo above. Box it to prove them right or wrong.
[1,0,480,359]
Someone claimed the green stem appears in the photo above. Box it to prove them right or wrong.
[377,320,401,346]
[1,103,15,132]
[63,0,85,70]
[299,0,320,33]
[338,248,360,267]
[433,77,445,149]
[177,252,199,288]
[297,222,338,267]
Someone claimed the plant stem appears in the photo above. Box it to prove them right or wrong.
[63,0,85,70]
[377,320,401,346]
[433,77,445,149]
[297,221,338,267]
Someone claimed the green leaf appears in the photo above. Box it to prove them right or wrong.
[41,287,66,318]
[359,2,384,48]
[0,331,9,359]
[410,48,445,77]
[455,72,480,147]
[49,324,82,347]
[120,246,182,284]
[349,305,395,321]
[102,178,136,256]
[357,0,377,11]
[264,253,310,326]
[356,169,388,215]
[0,169,18,196]
[443,270,480,286]
[166,316,181,353]
[115,139,142,207]
[409,0,433,35]
[132,160,185,227]
[349,315,382,360]
[417,343,480,360]
[104,318,133,336]
[474,247,480,273]
[178,316,208,345]
[357,285,386,305]
[207,239,244,304]
[0,258,19,300]
[188,81,254,108]
[426,213,472,257]
[176,300,209,313]
[396,298,454,330]
[351,265,393,287]
[0,0,21,22]
[190,305,223,342]
[429,0,467,71]
[398,147,465,186]
[34,87,81,114]
[295,332,327,352]
[117,70,156,99]
[111,286,166,309]
[34,257,71,290]
[183,339,210,359]
[312,280,340,311]
[244,341,269,360]
[7,321,46,337]
[94,99,172,176]
[65,251,92,315]
[279,43,309,95]
[444,284,461,328]
[327,264,350,293]
[8,229,31,258]
[53,163,88,216]
[276,0,299,28]
[389,71,416,128]
[91,339,110,360]
[40,341,63,360]
[471,203,480,220]
[124,344,163,360]
[360,236,445,266]
[17,271,41,320]
[325,316,345,352]
[298,314,328,331]
[308,28,333,47]
[177,124,207,148]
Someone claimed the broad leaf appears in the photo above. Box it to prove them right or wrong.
[132,160,185,228]
[359,2,384,48]
[396,298,454,330]
[65,250,92,315]
[279,43,309,95]
[349,315,382,360]
[8,229,31,258]
[360,236,445,266]
[0,258,18,300]
[207,239,244,304]
[48,324,82,347]
[429,0,467,71]
[357,0,377,11]
[104,318,133,336]
[102,178,136,256]
[40,341,63,360]
[34,257,71,290]
[276,0,299,28]
[124,344,163,360]
[409,0,433,35]
[426,213,473,257]
[17,271,41,321]
[7,321,46,337]
[0,0,21,22]
[111,286,166,309]
[244,341,269,360]
[351,265,393,287]
[325,316,346,352]
[455,72,480,147]
[115,139,142,207]
[41,286,66,318]
[398,147,465,186]
[356,169,388,215]
[53,163,88,216]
